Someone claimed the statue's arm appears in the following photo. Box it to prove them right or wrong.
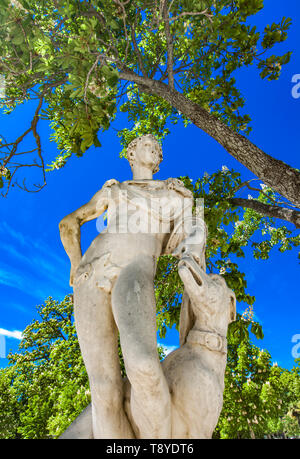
[172,216,206,268]
[59,180,116,286]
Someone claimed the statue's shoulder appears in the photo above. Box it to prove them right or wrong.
[118,179,166,190]
[166,178,193,199]
[100,179,193,199]
[102,178,120,189]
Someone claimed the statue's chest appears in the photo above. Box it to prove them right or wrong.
[118,183,189,220]
[116,181,188,206]
[105,182,191,235]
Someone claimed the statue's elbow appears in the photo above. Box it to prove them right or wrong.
[59,215,81,238]
[59,215,73,232]
[59,219,67,232]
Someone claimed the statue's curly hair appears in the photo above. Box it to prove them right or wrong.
[126,134,163,174]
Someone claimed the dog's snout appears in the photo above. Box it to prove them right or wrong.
[190,269,202,287]
[178,258,203,287]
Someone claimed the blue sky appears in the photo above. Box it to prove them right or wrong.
[0,0,299,369]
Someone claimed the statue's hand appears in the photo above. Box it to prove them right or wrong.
[69,268,75,288]
[69,260,81,287]
[172,240,203,266]
[166,178,193,198]
[172,220,206,267]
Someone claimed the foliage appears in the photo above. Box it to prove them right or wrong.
[155,171,300,338]
[0,0,292,193]
[215,321,300,439]
[0,366,22,438]
[0,296,299,439]
[1,295,89,439]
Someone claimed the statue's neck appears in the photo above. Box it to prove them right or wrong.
[132,165,153,180]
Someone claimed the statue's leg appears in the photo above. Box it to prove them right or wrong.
[73,275,134,439]
[111,254,171,439]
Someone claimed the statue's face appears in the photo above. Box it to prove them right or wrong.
[134,136,159,171]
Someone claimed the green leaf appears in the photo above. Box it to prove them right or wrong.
[93,135,101,148]
[11,34,24,45]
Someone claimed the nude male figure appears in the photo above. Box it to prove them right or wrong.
[59,135,202,439]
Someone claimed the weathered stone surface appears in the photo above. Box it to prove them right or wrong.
[59,135,235,439]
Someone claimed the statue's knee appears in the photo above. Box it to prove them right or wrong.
[90,377,122,408]
[126,353,161,388]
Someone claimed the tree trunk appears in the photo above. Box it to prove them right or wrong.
[119,71,300,209]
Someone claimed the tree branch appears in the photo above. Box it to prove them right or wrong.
[112,0,130,59]
[118,69,300,209]
[169,10,213,24]
[1,76,68,195]
[130,12,146,76]
[78,3,106,26]
[162,0,174,88]
[229,197,300,229]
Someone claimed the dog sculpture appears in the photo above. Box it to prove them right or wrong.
[124,255,236,438]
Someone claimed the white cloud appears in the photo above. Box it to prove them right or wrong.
[159,343,178,356]
[0,221,69,300]
[0,221,66,269]
[0,265,51,299]
[0,328,22,340]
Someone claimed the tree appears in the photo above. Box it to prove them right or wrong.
[0,366,22,438]
[274,361,300,438]
[1,296,299,439]
[222,299,300,439]
[155,172,300,337]
[1,295,90,439]
[0,0,299,227]
[215,313,300,439]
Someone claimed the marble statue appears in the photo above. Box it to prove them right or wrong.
[59,134,236,439]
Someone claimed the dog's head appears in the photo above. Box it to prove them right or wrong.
[178,255,236,343]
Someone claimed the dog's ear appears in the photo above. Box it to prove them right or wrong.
[179,289,196,346]
[229,292,236,323]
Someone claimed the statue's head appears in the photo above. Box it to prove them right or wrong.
[127,134,163,175]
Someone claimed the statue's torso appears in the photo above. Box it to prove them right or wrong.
[80,178,193,269]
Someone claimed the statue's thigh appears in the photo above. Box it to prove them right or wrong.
[111,255,157,359]
[73,277,119,379]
